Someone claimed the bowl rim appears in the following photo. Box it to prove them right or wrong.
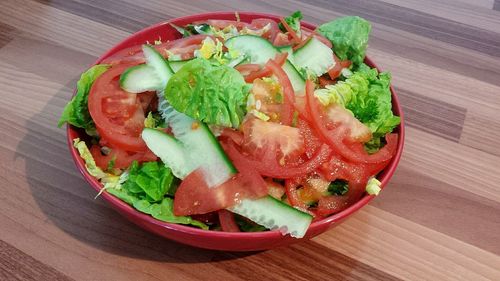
[67,11,405,239]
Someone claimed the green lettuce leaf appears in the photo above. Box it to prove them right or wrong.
[278,11,303,34]
[123,161,174,202]
[107,189,208,229]
[107,161,207,229]
[134,198,207,229]
[165,58,249,128]
[314,66,400,150]
[58,64,110,131]
[317,16,371,65]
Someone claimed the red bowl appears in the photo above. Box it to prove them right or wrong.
[67,12,405,251]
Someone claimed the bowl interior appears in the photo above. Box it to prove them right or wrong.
[67,11,405,243]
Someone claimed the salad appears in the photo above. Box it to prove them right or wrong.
[59,12,400,238]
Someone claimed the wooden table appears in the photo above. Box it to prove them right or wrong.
[1,0,500,280]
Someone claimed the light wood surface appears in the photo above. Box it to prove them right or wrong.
[1,0,500,280]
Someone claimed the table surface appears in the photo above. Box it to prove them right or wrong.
[1,0,500,280]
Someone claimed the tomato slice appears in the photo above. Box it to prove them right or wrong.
[297,118,322,159]
[218,210,240,232]
[88,64,149,152]
[173,155,268,216]
[241,118,305,160]
[316,135,396,217]
[223,139,331,179]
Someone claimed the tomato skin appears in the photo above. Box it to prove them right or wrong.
[88,64,148,152]
[218,210,240,232]
[173,155,268,216]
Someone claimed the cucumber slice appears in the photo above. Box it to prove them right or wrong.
[119,45,174,93]
[141,128,194,179]
[282,61,306,93]
[161,104,237,188]
[229,196,313,238]
[142,45,174,89]
[119,64,162,93]
[294,37,335,77]
[226,35,278,65]
[225,35,305,92]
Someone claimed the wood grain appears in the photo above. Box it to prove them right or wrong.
[0,240,72,281]
[1,0,500,280]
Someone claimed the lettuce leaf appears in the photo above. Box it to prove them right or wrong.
[107,161,207,229]
[278,11,303,34]
[317,16,371,65]
[58,64,110,131]
[123,161,175,202]
[73,138,128,197]
[165,58,249,128]
[107,189,208,229]
[71,142,207,229]
[73,138,107,179]
[366,178,382,195]
[314,66,400,149]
